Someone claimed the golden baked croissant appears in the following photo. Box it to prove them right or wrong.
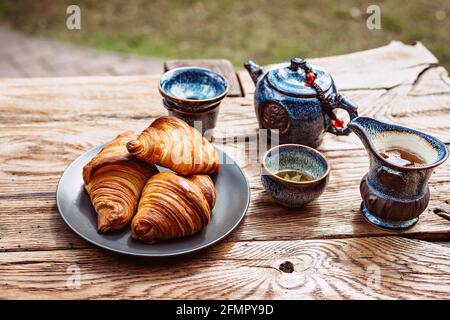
[83,131,158,233]
[131,172,216,243]
[126,116,220,175]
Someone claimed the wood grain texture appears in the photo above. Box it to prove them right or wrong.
[262,41,440,91]
[1,42,450,299]
[1,144,449,251]
[1,237,449,299]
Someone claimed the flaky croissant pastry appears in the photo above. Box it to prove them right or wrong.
[83,131,158,233]
[126,116,220,175]
[131,172,216,243]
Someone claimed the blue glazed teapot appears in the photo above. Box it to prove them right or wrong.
[244,58,358,148]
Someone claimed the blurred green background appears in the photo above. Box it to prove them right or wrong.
[0,0,449,69]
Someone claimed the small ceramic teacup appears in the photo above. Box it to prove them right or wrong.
[162,99,220,139]
[159,67,229,136]
[261,144,330,208]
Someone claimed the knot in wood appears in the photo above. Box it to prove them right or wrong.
[279,261,294,273]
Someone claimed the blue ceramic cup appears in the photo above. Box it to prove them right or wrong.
[159,67,229,136]
[261,144,330,208]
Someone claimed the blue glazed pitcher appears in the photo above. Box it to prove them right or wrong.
[348,117,449,230]
[244,58,358,148]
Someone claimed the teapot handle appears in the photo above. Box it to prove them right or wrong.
[326,94,359,136]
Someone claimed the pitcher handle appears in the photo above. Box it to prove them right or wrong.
[326,94,359,136]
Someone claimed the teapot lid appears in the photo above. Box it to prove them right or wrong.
[266,58,333,96]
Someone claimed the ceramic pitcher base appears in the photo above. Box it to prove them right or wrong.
[360,202,419,231]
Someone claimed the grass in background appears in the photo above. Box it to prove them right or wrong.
[0,0,449,70]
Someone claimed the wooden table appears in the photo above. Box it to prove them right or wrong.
[1,41,450,299]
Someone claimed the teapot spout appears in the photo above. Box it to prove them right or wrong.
[244,60,264,85]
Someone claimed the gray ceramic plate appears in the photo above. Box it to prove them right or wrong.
[56,144,250,257]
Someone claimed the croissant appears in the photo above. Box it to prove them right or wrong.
[83,131,158,233]
[126,116,220,175]
[131,172,216,243]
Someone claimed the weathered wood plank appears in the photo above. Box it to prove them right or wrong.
[257,41,440,92]
[1,237,449,299]
[0,42,449,299]
[0,40,449,250]
[1,65,449,149]
[1,139,449,251]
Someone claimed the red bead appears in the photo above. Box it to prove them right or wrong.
[333,118,345,129]
[306,72,316,86]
